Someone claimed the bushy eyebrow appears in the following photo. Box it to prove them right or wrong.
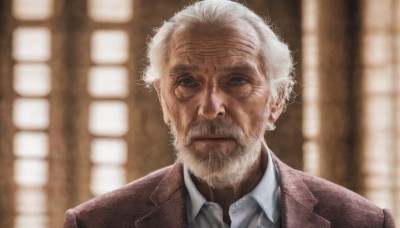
[169,64,199,77]
[168,63,257,77]
[224,64,257,75]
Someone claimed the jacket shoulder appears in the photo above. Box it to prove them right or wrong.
[294,169,387,227]
[67,165,173,227]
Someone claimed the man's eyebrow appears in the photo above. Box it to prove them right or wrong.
[224,64,257,75]
[169,64,199,76]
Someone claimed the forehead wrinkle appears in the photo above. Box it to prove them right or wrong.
[175,45,257,60]
[175,36,257,48]
[169,64,199,77]
[176,53,253,60]
[174,38,257,56]
[168,23,264,77]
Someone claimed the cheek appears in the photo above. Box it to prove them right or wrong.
[234,98,269,134]
[242,108,265,129]
[165,94,199,134]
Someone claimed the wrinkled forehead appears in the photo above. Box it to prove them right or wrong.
[166,21,262,68]
[172,20,259,41]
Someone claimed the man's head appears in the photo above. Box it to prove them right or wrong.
[143,0,294,188]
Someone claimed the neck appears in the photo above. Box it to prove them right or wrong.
[190,148,269,225]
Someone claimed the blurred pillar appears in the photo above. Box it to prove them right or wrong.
[317,0,362,191]
[47,0,91,227]
[48,2,91,226]
[127,0,187,180]
[63,0,91,205]
[0,0,15,227]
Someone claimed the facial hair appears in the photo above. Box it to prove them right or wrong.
[170,119,263,189]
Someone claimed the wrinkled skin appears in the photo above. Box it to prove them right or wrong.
[154,21,284,224]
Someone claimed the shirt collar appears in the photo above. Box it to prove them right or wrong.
[183,144,281,223]
[183,165,207,218]
[249,146,281,224]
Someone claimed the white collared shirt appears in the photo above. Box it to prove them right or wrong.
[184,150,281,228]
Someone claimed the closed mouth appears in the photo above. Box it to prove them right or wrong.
[192,135,235,141]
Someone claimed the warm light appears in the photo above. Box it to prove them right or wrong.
[16,187,47,214]
[13,27,51,62]
[14,132,48,158]
[91,139,127,165]
[303,142,320,175]
[362,32,391,66]
[13,0,53,20]
[91,30,128,64]
[89,101,128,136]
[302,0,321,176]
[13,99,49,129]
[88,66,128,97]
[15,214,48,228]
[14,63,51,96]
[91,166,126,195]
[363,67,393,94]
[14,159,48,187]
[361,0,399,222]
[88,0,132,22]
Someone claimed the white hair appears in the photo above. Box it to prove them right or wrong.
[143,0,294,103]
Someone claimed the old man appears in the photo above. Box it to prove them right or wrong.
[64,0,396,227]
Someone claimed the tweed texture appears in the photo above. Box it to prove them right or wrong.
[64,155,396,228]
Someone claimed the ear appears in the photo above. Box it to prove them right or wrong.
[268,93,285,124]
[153,80,171,125]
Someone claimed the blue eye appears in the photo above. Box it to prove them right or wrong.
[178,78,199,87]
[229,77,247,85]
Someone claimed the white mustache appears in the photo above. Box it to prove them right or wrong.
[185,119,246,146]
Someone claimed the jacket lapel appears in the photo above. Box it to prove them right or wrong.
[134,163,188,228]
[272,155,330,228]
[134,153,331,228]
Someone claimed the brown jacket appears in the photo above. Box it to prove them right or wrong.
[64,155,396,228]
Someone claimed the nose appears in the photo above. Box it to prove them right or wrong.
[198,86,225,120]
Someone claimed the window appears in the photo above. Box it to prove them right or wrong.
[302,0,400,224]
[8,0,135,226]
[302,0,321,176]
[12,1,53,227]
[87,0,133,197]
[361,0,400,223]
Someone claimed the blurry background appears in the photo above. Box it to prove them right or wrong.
[0,0,399,227]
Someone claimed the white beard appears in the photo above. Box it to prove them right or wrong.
[171,119,263,189]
